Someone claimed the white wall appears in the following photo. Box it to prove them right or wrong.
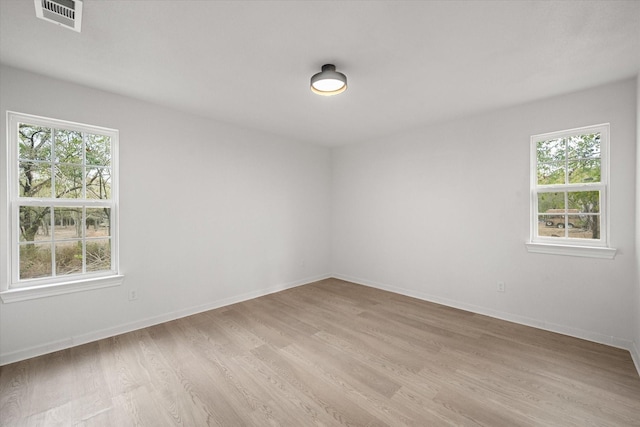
[1,65,638,369]
[0,65,332,364]
[634,73,640,371]
[332,78,638,351]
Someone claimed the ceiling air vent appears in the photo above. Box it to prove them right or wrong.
[34,0,83,32]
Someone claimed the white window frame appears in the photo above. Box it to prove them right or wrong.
[525,123,616,259]
[1,112,123,303]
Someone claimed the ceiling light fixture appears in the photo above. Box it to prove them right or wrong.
[310,64,347,96]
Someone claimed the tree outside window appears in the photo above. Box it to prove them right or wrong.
[531,125,609,247]
[7,113,118,287]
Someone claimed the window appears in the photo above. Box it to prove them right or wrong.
[526,123,615,259]
[1,112,122,302]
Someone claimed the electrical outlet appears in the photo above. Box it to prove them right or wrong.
[128,289,138,301]
[497,282,506,293]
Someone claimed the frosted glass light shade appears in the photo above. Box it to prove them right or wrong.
[311,64,347,96]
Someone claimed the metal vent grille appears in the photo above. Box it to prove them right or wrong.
[34,0,83,32]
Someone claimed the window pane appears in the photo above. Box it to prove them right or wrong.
[537,162,565,185]
[86,239,111,273]
[537,138,565,163]
[532,125,608,247]
[568,159,600,184]
[568,191,599,213]
[55,241,83,275]
[19,242,52,279]
[55,164,84,198]
[54,129,83,164]
[537,192,565,214]
[567,133,600,160]
[566,215,600,240]
[11,112,118,286]
[19,124,51,161]
[19,206,51,242]
[19,161,52,197]
[53,207,83,240]
[537,192,567,236]
[86,134,111,167]
[86,168,111,200]
[537,215,566,238]
[86,208,110,237]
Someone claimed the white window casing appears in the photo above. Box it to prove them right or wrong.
[1,112,123,302]
[526,123,616,259]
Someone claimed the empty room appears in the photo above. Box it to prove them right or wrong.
[1,1,639,425]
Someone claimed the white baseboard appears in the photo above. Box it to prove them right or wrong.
[0,273,331,366]
[631,340,640,377]
[333,273,640,377]
[4,272,638,379]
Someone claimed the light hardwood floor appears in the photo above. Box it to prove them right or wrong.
[1,278,639,426]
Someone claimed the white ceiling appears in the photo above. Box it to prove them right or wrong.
[1,1,639,146]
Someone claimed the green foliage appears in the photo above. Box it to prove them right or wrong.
[19,124,51,161]
[18,123,112,203]
[537,192,563,213]
[54,129,83,163]
[86,168,112,200]
[85,134,111,167]
[19,206,50,242]
[15,122,114,281]
[536,133,601,239]
[56,164,84,198]
[537,133,600,185]
[19,244,52,279]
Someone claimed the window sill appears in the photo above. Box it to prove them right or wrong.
[525,242,617,259]
[0,274,125,303]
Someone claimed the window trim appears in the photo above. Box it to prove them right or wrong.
[0,274,124,303]
[527,123,616,259]
[1,111,122,302]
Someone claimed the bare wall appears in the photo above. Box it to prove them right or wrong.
[1,65,637,367]
[635,73,640,370]
[332,78,638,351]
[0,65,332,364]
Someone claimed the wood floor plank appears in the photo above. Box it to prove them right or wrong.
[1,278,639,426]
[253,342,388,426]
